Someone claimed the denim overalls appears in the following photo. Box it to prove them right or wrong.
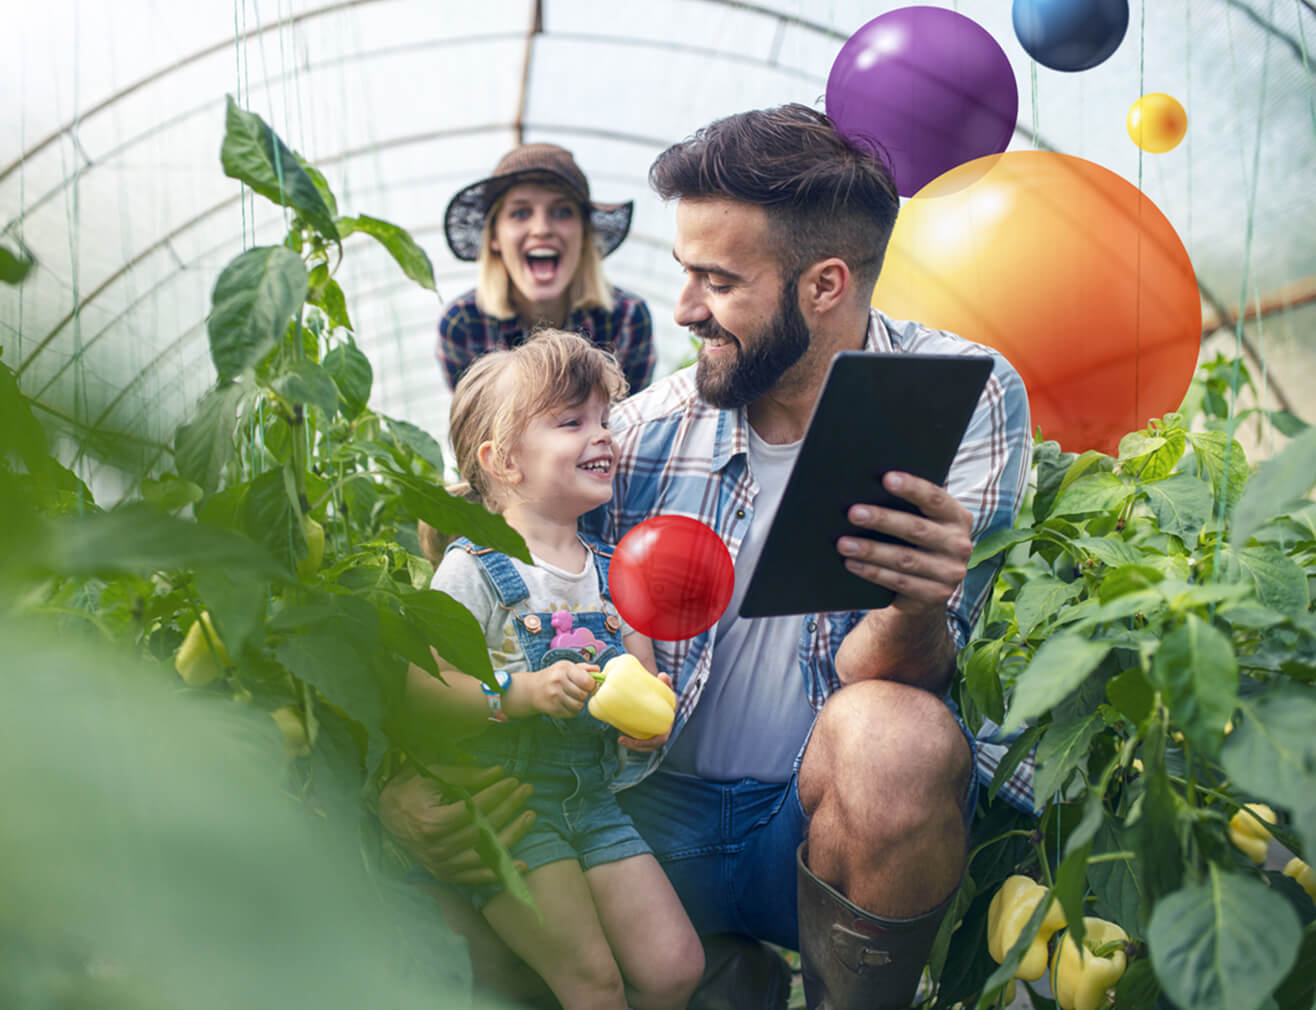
[447,533,651,906]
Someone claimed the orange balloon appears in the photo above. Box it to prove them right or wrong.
[1127,92,1188,153]
[873,151,1200,455]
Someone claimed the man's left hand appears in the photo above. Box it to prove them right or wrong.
[835,471,973,614]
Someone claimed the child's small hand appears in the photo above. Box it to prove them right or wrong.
[619,672,675,752]
[523,660,599,719]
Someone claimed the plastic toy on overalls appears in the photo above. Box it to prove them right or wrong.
[549,610,608,661]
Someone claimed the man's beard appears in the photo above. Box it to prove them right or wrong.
[693,275,811,409]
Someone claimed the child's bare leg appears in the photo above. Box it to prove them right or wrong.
[483,859,627,1010]
[587,854,705,1010]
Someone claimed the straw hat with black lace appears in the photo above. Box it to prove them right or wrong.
[443,143,634,262]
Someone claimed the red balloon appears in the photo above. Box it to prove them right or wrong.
[609,516,734,642]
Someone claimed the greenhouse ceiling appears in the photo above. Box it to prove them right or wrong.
[3,0,1315,490]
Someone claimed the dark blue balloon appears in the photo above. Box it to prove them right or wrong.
[1012,0,1129,72]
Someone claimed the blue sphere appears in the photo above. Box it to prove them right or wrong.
[1012,0,1129,72]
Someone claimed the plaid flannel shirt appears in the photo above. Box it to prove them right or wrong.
[582,309,1037,812]
[436,287,656,394]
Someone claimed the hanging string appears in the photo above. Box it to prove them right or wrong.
[1210,0,1275,578]
[1298,1,1316,142]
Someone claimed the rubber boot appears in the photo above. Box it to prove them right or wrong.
[796,843,953,1010]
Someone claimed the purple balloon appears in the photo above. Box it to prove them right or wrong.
[826,7,1019,197]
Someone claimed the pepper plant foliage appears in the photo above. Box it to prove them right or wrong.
[1,96,537,973]
[933,400,1316,1010]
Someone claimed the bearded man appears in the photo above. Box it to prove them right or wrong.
[386,103,1033,1010]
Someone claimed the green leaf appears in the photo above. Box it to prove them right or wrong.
[1119,430,1166,461]
[0,361,52,476]
[1033,712,1102,801]
[1050,472,1133,518]
[320,277,353,332]
[1272,921,1316,1010]
[377,607,440,678]
[968,526,1035,568]
[1134,756,1184,905]
[1001,633,1112,734]
[139,474,203,512]
[1088,821,1143,930]
[297,158,339,220]
[1032,440,1079,522]
[1222,683,1316,857]
[1143,473,1214,543]
[1107,667,1154,725]
[270,596,383,740]
[46,504,285,580]
[398,588,495,683]
[1071,535,1145,567]
[384,416,446,473]
[1014,576,1082,638]
[1150,614,1238,758]
[1233,425,1316,547]
[323,342,373,420]
[1053,836,1093,951]
[0,242,35,284]
[1148,867,1301,1010]
[1098,563,1164,603]
[241,468,301,577]
[194,567,267,661]
[173,383,248,495]
[207,246,308,383]
[338,214,436,291]
[391,473,530,564]
[962,638,1005,725]
[1190,429,1250,512]
[274,360,340,419]
[1267,409,1310,439]
[220,96,339,241]
[1214,545,1312,615]
[987,724,1043,803]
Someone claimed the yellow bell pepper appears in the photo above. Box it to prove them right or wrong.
[1050,917,1128,1010]
[987,875,1066,981]
[1284,857,1316,902]
[587,654,675,740]
[174,612,232,686]
[297,515,325,578]
[1228,803,1277,864]
[270,706,312,758]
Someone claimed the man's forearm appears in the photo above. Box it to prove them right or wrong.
[833,606,958,694]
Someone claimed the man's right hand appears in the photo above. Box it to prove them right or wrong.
[377,763,535,885]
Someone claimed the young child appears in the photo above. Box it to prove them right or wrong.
[416,329,704,1010]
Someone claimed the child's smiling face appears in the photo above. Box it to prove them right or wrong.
[491,182,585,320]
[504,389,615,519]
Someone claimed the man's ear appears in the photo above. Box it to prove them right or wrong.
[799,257,851,317]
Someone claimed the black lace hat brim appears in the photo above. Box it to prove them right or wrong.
[443,169,634,262]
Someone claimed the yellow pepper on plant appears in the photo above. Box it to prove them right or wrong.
[1227,802,1277,864]
[174,611,232,687]
[587,653,675,740]
[1284,857,1316,902]
[986,874,1066,982]
[297,514,325,578]
[1050,916,1129,1010]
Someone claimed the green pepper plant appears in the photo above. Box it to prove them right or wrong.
[924,379,1316,1010]
[0,97,540,975]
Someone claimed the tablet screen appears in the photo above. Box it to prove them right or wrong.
[738,351,993,618]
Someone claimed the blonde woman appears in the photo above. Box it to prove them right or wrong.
[438,143,655,394]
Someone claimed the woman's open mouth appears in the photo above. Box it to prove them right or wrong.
[525,249,560,284]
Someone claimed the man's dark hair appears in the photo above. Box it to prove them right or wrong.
[649,103,900,291]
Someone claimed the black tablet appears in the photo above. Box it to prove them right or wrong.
[738,350,994,618]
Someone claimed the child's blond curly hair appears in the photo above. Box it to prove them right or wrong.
[448,328,628,513]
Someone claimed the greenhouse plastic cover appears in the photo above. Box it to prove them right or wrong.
[3,0,1315,493]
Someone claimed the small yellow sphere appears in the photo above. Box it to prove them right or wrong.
[1127,92,1188,153]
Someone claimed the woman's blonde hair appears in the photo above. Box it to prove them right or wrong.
[448,328,628,512]
[473,183,615,320]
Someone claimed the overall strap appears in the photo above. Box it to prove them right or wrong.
[448,536,530,608]
[578,531,615,602]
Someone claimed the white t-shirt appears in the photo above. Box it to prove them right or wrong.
[663,426,816,783]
